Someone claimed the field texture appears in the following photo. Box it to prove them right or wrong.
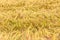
[0,0,60,40]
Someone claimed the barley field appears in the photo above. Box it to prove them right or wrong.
[0,0,60,40]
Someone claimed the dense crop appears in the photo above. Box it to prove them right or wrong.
[0,0,60,40]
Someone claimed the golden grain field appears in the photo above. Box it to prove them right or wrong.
[0,0,60,40]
